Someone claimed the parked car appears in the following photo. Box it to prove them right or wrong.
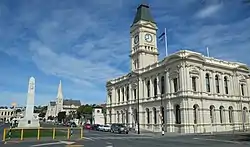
[111,124,128,134]
[103,125,111,132]
[92,124,100,130]
[85,124,91,130]
[97,125,104,131]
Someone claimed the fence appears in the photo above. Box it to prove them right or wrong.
[2,127,84,142]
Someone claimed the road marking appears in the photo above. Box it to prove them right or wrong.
[82,137,94,141]
[193,138,241,144]
[31,141,75,147]
[106,146,113,147]
[65,145,84,147]
[106,142,112,144]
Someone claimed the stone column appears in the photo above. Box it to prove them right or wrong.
[165,71,170,94]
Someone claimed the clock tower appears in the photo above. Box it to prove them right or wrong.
[130,3,159,71]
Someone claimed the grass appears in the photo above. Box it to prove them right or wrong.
[6,128,68,139]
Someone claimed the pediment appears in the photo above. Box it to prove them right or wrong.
[185,54,205,62]
[164,54,181,64]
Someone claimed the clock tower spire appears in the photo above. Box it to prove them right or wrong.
[130,3,159,71]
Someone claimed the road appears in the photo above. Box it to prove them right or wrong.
[1,123,250,147]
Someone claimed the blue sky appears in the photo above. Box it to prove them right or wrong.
[0,0,249,106]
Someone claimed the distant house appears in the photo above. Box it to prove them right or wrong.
[92,107,105,125]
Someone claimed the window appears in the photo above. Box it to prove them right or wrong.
[122,88,124,101]
[160,107,165,123]
[219,106,225,123]
[133,89,137,100]
[28,120,31,124]
[126,86,129,101]
[154,78,158,97]
[147,80,150,97]
[241,84,245,96]
[243,107,247,123]
[205,73,210,92]
[109,110,112,124]
[228,106,233,124]
[125,110,129,124]
[161,76,165,94]
[109,94,112,104]
[146,108,150,124]
[192,77,197,91]
[175,105,181,124]
[153,107,157,124]
[118,89,120,103]
[173,78,178,92]
[215,75,220,93]
[224,77,229,94]
[210,105,215,123]
[193,105,199,124]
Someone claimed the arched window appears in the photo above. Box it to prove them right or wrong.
[146,108,150,124]
[219,106,225,123]
[175,105,181,124]
[205,73,210,92]
[133,109,138,123]
[121,110,124,123]
[192,77,197,91]
[241,84,245,96]
[154,78,158,97]
[109,94,112,104]
[228,106,234,124]
[215,75,220,93]
[153,107,157,124]
[173,78,178,92]
[224,77,229,94]
[210,105,215,123]
[133,89,137,100]
[243,107,247,123]
[117,111,120,123]
[117,89,120,102]
[122,88,124,101]
[193,104,199,124]
[160,106,165,123]
[126,86,129,101]
[147,80,150,97]
[109,110,112,124]
[125,110,129,125]
[161,76,165,94]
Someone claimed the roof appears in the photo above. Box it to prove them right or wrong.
[132,3,155,25]
[63,99,81,106]
[50,101,56,106]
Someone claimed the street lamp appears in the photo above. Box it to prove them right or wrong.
[131,71,140,134]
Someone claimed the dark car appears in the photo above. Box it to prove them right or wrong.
[110,124,128,134]
[92,124,100,130]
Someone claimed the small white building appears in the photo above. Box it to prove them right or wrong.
[92,107,105,125]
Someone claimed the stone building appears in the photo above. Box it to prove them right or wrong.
[105,3,250,134]
[0,108,15,122]
[45,80,81,119]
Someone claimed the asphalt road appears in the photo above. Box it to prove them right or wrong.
[1,123,250,147]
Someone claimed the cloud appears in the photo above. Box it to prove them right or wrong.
[195,4,222,18]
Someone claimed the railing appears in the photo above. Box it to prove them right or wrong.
[2,127,84,142]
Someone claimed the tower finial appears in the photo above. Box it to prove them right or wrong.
[56,80,63,99]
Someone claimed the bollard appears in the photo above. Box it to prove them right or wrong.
[80,127,83,139]
[37,128,40,140]
[52,128,56,139]
[2,128,6,141]
[67,128,70,139]
[20,128,24,141]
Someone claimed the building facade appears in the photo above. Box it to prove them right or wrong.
[45,80,81,119]
[0,108,15,122]
[106,4,250,134]
[92,107,105,125]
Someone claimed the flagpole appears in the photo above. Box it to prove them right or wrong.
[207,47,209,57]
[164,28,168,56]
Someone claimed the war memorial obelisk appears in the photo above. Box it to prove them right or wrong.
[18,77,40,128]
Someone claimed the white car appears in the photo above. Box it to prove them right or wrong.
[97,125,104,131]
[103,125,111,132]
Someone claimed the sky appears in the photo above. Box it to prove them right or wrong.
[0,0,249,107]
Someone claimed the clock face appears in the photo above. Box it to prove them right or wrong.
[144,34,153,43]
[134,35,139,44]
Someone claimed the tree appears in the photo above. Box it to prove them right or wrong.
[48,116,54,120]
[38,112,46,118]
[77,105,93,116]
[57,112,66,122]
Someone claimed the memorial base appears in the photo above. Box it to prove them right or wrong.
[17,118,40,128]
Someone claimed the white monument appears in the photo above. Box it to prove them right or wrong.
[18,77,40,128]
